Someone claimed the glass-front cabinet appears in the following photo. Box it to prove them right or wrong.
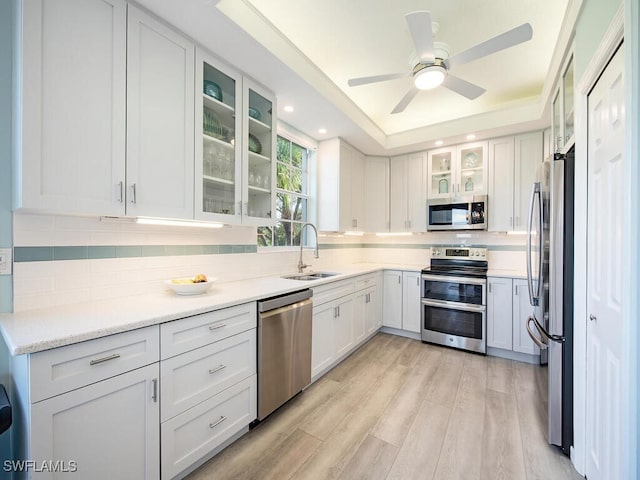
[551,53,574,153]
[427,141,487,199]
[195,48,275,224]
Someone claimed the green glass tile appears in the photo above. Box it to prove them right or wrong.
[219,245,233,254]
[14,246,53,262]
[232,245,245,254]
[203,245,220,255]
[245,245,258,253]
[53,246,88,260]
[116,246,142,258]
[142,245,164,257]
[165,245,187,256]
[185,245,204,255]
[88,246,117,259]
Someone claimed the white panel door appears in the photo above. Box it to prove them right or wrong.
[512,279,539,355]
[586,45,624,480]
[311,302,335,378]
[389,156,408,231]
[364,156,390,232]
[402,271,421,333]
[514,132,543,230]
[333,297,354,358]
[486,277,513,350]
[126,5,195,219]
[406,153,427,232]
[487,137,514,232]
[31,363,159,480]
[19,0,126,215]
[383,270,403,329]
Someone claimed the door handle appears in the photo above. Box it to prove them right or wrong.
[130,183,137,204]
[151,378,158,402]
[589,314,597,322]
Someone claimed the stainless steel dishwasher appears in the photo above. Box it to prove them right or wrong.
[257,289,313,420]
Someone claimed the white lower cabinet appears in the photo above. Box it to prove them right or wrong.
[383,270,421,333]
[512,279,539,355]
[311,274,380,380]
[159,303,257,479]
[161,375,257,480]
[31,363,160,480]
[487,276,540,357]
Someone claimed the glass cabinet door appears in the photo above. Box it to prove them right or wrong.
[457,142,486,195]
[195,50,242,222]
[552,90,562,152]
[563,56,574,144]
[243,81,276,224]
[427,148,454,199]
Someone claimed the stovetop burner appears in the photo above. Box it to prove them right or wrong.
[422,247,488,279]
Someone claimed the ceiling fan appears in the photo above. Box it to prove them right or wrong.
[347,11,533,114]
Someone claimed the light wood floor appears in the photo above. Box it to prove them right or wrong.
[187,333,583,480]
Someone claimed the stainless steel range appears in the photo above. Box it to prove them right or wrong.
[421,246,488,354]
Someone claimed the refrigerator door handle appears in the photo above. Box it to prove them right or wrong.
[526,182,541,306]
[529,314,565,344]
[526,316,548,349]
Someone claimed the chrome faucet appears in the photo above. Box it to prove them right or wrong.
[298,222,319,273]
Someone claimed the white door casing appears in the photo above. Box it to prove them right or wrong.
[586,43,624,480]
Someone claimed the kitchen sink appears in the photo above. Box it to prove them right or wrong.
[281,272,340,281]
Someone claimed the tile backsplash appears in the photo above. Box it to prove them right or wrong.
[11,213,526,311]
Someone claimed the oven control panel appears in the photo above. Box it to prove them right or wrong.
[431,247,487,259]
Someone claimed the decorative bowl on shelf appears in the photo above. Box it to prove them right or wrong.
[203,80,222,101]
[248,107,261,120]
[248,133,262,154]
[165,275,217,296]
[463,151,479,168]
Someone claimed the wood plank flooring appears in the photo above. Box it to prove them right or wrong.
[186,333,583,480]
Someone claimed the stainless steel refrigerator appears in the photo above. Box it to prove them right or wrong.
[526,149,574,454]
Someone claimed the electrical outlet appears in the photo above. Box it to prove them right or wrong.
[0,248,12,275]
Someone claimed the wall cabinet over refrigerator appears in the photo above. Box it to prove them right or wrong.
[389,153,426,232]
[488,132,542,232]
[552,53,575,153]
[195,48,276,225]
[317,139,365,232]
[427,141,488,199]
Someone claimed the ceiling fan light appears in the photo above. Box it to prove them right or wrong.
[414,65,446,90]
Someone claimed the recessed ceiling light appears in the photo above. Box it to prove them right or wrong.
[466,134,476,140]
[283,105,294,113]
[435,140,444,146]
[318,128,327,134]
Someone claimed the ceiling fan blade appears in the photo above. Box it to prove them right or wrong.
[447,23,533,69]
[442,74,486,100]
[405,11,435,63]
[391,86,420,114]
[348,72,409,87]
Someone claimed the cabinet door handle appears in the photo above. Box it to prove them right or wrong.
[510,216,513,227]
[209,416,227,429]
[489,283,492,293]
[208,364,226,375]
[130,183,137,204]
[337,306,340,317]
[398,276,401,284]
[244,202,248,216]
[416,276,419,286]
[151,378,158,402]
[117,181,124,203]
[238,201,243,215]
[89,353,120,366]
[209,323,227,331]
[589,314,597,322]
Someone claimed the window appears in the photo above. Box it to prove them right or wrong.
[257,135,311,247]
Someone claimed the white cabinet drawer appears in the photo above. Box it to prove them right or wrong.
[161,330,256,422]
[30,325,159,403]
[161,302,256,359]
[161,375,257,480]
[312,279,354,306]
[354,273,377,291]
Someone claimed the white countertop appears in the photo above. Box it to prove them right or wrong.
[487,269,528,279]
[0,263,422,356]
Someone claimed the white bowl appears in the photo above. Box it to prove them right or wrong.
[165,277,217,296]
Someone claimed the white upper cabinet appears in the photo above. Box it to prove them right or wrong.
[427,141,488,199]
[16,0,127,215]
[389,152,426,232]
[488,132,542,232]
[126,6,195,220]
[364,156,390,232]
[317,138,365,232]
[552,53,575,153]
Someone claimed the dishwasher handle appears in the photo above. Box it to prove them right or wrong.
[258,289,313,312]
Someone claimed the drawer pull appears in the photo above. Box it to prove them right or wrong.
[152,378,158,402]
[208,365,227,375]
[208,323,227,331]
[209,415,227,429]
[89,353,121,366]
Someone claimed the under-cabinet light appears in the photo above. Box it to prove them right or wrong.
[344,231,365,236]
[135,218,224,229]
[375,232,413,237]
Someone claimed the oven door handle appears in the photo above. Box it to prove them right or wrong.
[421,299,486,313]
[421,274,487,286]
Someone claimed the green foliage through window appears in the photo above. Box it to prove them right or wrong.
[258,136,310,247]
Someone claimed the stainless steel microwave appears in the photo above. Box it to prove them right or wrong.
[427,195,487,231]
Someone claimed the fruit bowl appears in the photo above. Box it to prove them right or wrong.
[165,275,217,295]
